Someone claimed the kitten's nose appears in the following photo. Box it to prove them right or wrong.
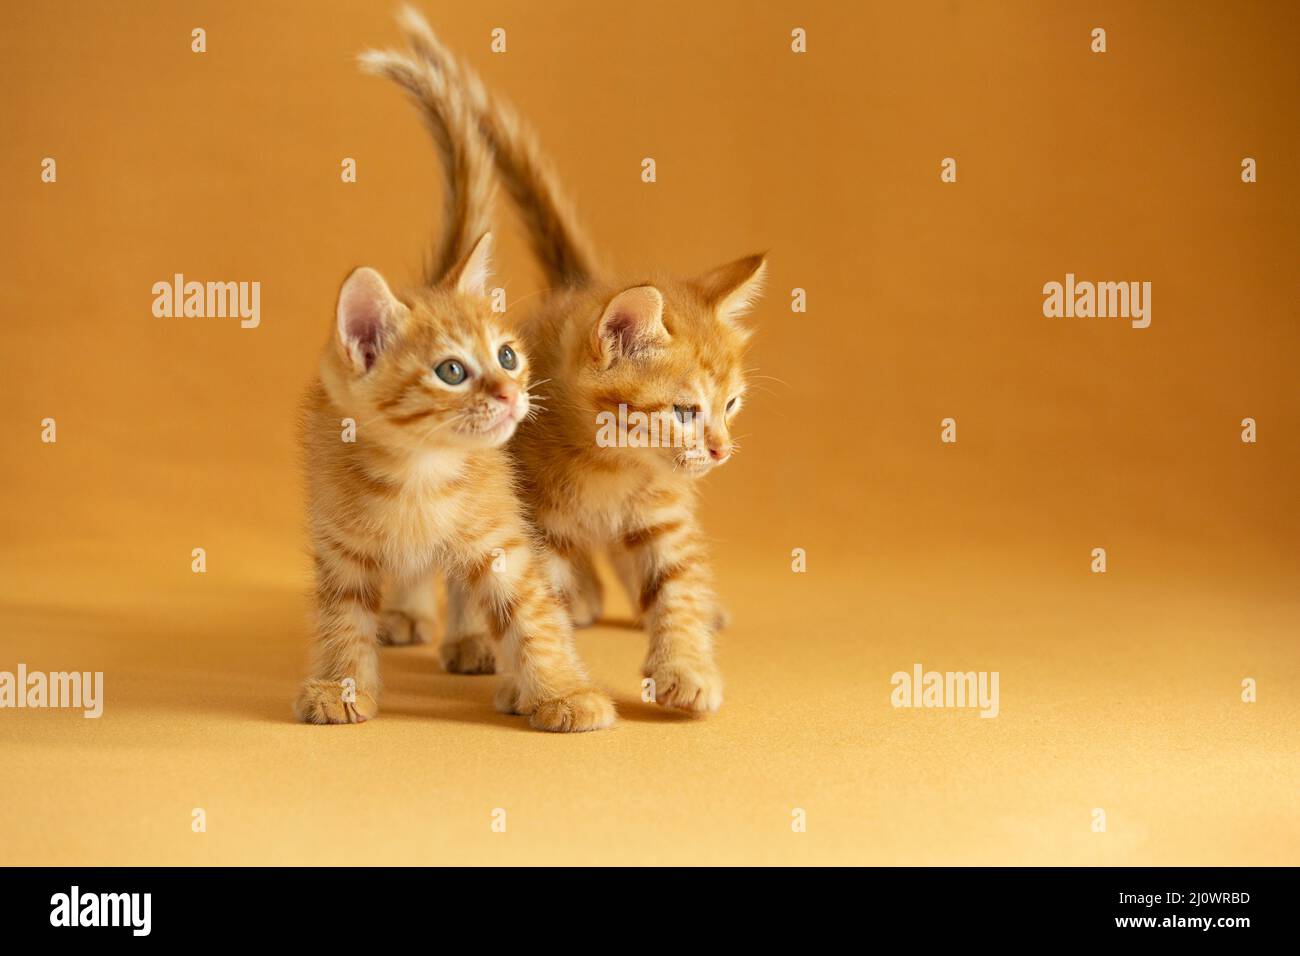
[490,381,517,405]
[708,444,730,461]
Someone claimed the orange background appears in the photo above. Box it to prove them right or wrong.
[1,1,1296,865]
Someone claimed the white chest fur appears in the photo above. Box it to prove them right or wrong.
[372,450,472,576]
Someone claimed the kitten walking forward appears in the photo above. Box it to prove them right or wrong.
[388,9,768,714]
[294,37,613,731]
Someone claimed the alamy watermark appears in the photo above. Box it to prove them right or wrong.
[152,274,260,329]
[50,886,150,936]
[0,664,103,718]
[891,663,999,718]
[595,404,705,459]
[1043,273,1150,329]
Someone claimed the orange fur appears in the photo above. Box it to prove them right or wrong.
[395,6,598,286]
[397,9,767,713]
[293,29,613,732]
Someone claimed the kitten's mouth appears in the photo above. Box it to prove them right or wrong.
[458,406,519,441]
[675,450,715,475]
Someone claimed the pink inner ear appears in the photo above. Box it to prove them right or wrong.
[596,286,665,364]
[347,312,382,371]
[340,285,389,371]
[604,311,638,354]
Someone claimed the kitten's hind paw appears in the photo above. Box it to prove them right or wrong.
[493,678,529,715]
[566,585,604,628]
[439,634,496,674]
[377,610,433,646]
[295,679,378,724]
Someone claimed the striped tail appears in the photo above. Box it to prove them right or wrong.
[358,39,496,286]
[395,5,599,287]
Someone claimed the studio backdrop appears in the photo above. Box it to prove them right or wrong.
[1,1,1296,865]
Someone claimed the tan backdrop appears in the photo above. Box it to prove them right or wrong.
[1,1,1296,865]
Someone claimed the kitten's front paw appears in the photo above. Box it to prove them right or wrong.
[530,688,616,732]
[645,659,723,713]
[295,679,378,724]
[377,610,433,646]
[440,634,496,674]
[493,681,615,732]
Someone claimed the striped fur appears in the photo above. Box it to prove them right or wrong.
[358,45,496,284]
[396,5,598,287]
[293,28,614,732]
[397,9,767,714]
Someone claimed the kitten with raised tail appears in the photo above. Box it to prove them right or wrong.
[389,8,767,714]
[293,36,614,732]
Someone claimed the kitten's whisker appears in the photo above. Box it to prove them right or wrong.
[744,366,792,388]
[500,287,552,310]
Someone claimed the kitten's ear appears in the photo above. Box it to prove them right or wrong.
[336,267,405,374]
[694,253,767,324]
[591,285,669,368]
[448,231,494,297]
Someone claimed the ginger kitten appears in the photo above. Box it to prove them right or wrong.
[293,39,614,732]
[390,10,767,714]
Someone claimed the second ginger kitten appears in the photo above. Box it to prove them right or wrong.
[384,10,767,715]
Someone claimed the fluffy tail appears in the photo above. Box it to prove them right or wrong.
[395,5,599,287]
[358,42,496,286]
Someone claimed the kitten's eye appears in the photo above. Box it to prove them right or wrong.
[673,404,698,424]
[498,344,518,371]
[434,359,467,385]
[726,397,738,412]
